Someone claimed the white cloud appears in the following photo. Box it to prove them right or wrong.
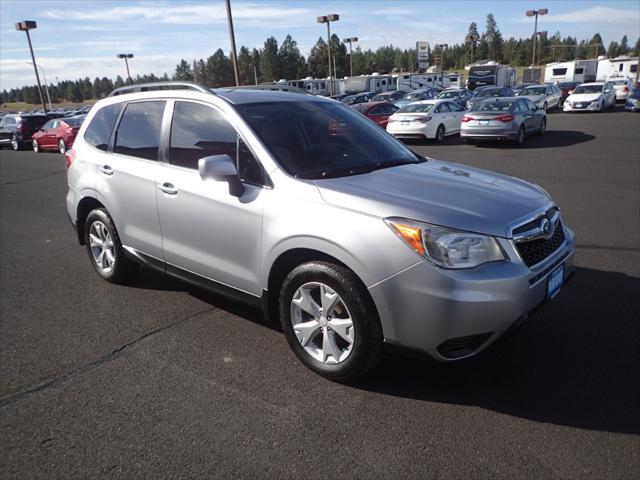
[512,6,640,25]
[43,2,316,28]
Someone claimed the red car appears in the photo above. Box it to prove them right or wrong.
[32,115,85,154]
[350,101,399,128]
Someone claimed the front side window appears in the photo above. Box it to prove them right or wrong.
[42,120,55,130]
[85,103,122,151]
[114,101,165,161]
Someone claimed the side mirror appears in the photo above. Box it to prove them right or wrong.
[198,154,244,197]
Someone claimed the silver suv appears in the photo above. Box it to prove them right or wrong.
[66,82,575,381]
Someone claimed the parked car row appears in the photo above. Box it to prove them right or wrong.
[0,112,86,152]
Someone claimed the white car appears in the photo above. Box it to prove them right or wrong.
[563,82,616,112]
[607,77,634,102]
[386,99,465,142]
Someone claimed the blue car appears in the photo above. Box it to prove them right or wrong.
[625,86,640,111]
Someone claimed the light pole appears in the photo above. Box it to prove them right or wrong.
[225,0,240,86]
[117,54,134,84]
[15,21,47,112]
[24,62,51,110]
[317,14,339,96]
[343,37,358,77]
[436,44,448,87]
[536,31,547,66]
[526,8,548,67]
[465,34,479,64]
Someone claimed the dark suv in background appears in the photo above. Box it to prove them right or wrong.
[0,113,48,150]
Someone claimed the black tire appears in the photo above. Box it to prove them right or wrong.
[279,261,383,382]
[542,102,548,112]
[84,208,137,284]
[514,126,525,146]
[58,138,67,155]
[10,134,20,151]
[537,117,546,136]
[32,139,40,153]
[435,124,445,143]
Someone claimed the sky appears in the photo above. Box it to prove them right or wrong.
[1,0,639,90]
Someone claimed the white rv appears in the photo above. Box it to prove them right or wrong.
[596,56,639,81]
[284,77,344,96]
[394,73,451,90]
[447,73,463,89]
[465,61,516,90]
[342,74,396,94]
[544,60,598,84]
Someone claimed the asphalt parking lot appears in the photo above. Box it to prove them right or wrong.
[1,107,639,479]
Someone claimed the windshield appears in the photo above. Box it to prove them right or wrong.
[437,91,459,98]
[64,116,85,127]
[558,82,577,88]
[397,103,434,114]
[341,95,357,104]
[610,80,627,85]
[403,92,425,101]
[476,101,513,112]
[475,88,502,97]
[573,85,603,94]
[521,87,547,95]
[236,101,421,179]
[371,93,390,102]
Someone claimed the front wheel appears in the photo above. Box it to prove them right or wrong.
[58,138,67,155]
[542,102,548,111]
[84,208,137,284]
[279,261,383,382]
[435,124,445,143]
[514,126,525,145]
[537,117,546,136]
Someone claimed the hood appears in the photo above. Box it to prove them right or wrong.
[314,159,551,238]
[567,93,601,102]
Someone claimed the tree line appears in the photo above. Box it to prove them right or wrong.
[3,13,639,105]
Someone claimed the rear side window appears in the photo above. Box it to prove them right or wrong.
[169,101,236,170]
[114,101,165,161]
[85,103,122,151]
[22,117,48,129]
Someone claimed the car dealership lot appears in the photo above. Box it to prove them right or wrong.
[1,108,638,478]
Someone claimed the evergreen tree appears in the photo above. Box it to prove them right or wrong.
[307,37,328,78]
[205,49,232,87]
[278,35,304,80]
[607,41,620,58]
[484,13,503,62]
[618,35,629,56]
[173,59,193,81]
[465,22,480,63]
[260,37,280,82]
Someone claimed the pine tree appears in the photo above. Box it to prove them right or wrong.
[260,37,280,82]
[173,59,193,81]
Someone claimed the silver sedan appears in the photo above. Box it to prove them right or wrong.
[460,97,546,145]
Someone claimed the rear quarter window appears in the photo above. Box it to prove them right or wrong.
[84,103,123,151]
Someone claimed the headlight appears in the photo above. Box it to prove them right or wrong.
[385,218,505,269]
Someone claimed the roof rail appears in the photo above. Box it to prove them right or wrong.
[108,81,214,97]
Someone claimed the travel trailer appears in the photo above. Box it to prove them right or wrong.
[544,60,598,84]
[394,73,450,90]
[342,74,396,94]
[596,56,639,81]
[465,61,516,90]
[284,77,344,96]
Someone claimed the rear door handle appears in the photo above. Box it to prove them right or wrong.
[99,165,113,175]
[158,182,178,195]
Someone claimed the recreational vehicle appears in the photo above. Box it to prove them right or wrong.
[394,73,451,90]
[465,61,516,90]
[596,56,639,81]
[544,60,598,84]
[342,74,396,94]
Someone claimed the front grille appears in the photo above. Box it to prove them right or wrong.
[512,207,558,235]
[516,221,566,267]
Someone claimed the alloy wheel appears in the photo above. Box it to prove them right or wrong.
[290,282,354,364]
[88,220,115,273]
[58,139,66,155]
[10,135,18,151]
[32,139,39,153]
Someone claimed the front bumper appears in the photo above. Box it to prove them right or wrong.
[369,225,576,361]
[625,101,640,111]
[563,101,600,112]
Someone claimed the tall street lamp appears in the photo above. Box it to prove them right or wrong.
[465,33,479,64]
[317,14,339,96]
[117,53,134,84]
[536,31,547,66]
[225,0,240,86]
[343,37,358,77]
[436,43,448,87]
[15,21,47,112]
[526,8,548,67]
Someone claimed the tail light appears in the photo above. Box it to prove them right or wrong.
[623,86,629,92]
[64,148,76,169]
[461,115,475,122]
[415,116,432,123]
[496,115,514,122]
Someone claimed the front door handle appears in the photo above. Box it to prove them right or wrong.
[99,165,113,175]
[158,182,178,195]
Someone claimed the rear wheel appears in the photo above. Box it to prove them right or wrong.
[10,135,20,151]
[514,126,525,145]
[32,139,40,153]
[58,138,66,155]
[279,261,383,382]
[435,124,445,142]
[84,208,137,284]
